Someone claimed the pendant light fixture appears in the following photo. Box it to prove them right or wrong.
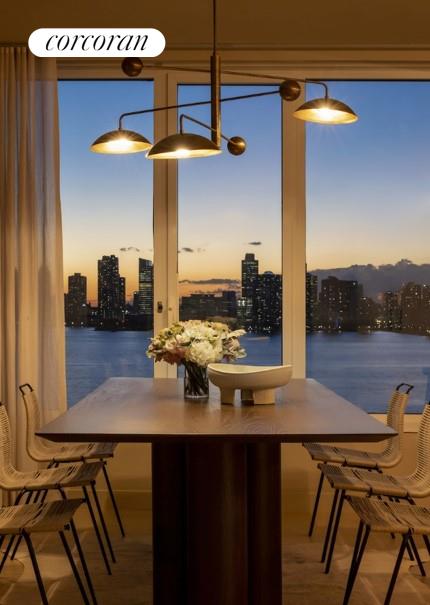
[90,0,358,158]
[90,128,152,154]
[147,114,245,159]
[293,84,358,124]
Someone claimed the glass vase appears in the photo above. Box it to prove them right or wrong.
[184,362,209,401]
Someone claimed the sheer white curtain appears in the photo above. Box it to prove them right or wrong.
[0,47,66,470]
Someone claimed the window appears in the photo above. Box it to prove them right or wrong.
[306,81,430,412]
[59,80,154,405]
[178,84,283,365]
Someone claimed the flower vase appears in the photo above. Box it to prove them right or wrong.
[184,362,209,401]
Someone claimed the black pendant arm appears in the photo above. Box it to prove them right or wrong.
[179,113,235,145]
[118,89,278,130]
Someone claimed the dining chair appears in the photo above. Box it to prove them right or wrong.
[304,382,413,537]
[319,401,430,574]
[0,401,114,575]
[19,383,125,538]
[342,496,430,605]
[0,498,97,605]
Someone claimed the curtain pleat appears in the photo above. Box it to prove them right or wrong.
[0,47,66,472]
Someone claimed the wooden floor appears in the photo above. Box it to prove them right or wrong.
[1,496,430,604]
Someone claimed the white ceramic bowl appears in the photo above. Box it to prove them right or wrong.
[207,363,293,405]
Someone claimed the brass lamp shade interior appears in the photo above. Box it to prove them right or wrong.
[146,132,222,159]
[90,129,152,154]
[294,97,358,124]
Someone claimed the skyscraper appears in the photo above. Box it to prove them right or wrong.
[306,273,318,332]
[382,291,400,330]
[241,253,258,328]
[399,282,429,334]
[241,253,259,298]
[319,276,362,331]
[138,258,154,330]
[65,273,87,327]
[252,271,282,334]
[97,255,125,329]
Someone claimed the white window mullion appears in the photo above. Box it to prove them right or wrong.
[282,88,306,377]
[153,71,178,377]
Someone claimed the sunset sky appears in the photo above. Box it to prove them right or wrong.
[59,80,430,304]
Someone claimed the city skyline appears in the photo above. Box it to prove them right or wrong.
[65,247,430,339]
[60,80,430,301]
[65,251,282,334]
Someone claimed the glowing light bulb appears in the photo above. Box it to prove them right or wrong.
[109,137,134,151]
[174,148,192,158]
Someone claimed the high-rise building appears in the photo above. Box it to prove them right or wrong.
[241,253,259,298]
[138,258,154,329]
[97,255,125,329]
[65,273,87,327]
[220,291,237,317]
[237,296,252,327]
[306,273,318,332]
[382,291,400,330]
[180,293,218,320]
[399,282,430,334]
[319,276,362,331]
[358,296,380,330]
[252,271,282,334]
[421,285,430,334]
[241,253,258,328]
[180,291,237,321]
[132,291,140,313]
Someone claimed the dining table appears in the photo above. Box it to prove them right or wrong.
[38,377,395,605]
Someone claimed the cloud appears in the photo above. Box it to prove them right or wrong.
[179,278,240,285]
[178,247,206,254]
[120,246,140,252]
[247,241,262,246]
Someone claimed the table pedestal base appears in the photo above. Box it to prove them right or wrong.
[152,442,282,605]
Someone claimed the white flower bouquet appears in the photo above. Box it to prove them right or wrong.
[147,320,247,400]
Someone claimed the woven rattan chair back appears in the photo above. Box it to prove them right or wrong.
[19,384,51,462]
[0,403,21,488]
[408,402,430,496]
[379,384,413,466]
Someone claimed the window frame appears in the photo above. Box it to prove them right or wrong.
[58,59,429,427]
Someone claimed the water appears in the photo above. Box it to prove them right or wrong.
[307,331,430,413]
[66,329,281,405]
[66,328,429,413]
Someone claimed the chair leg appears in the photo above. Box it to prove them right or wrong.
[10,491,35,561]
[81,486,112,575]
[23,532,49,605]
[409,536,426,577]
[325,489,345,574]
[321,488,339,563]
[90,482,116,563]
[308,470,324,537]
[0,532,15,573]
[404,496,430,559]
[59,530,90,605]
[343,524,370,605]
[68,520,98,605]
[0,491,26,568]
[102,462,125,537]
[423,534,430,556]
[384,533,410,605]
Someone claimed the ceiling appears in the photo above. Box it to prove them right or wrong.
[2,0,430,50]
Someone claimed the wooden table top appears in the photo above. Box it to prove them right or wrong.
[37,377,395,444]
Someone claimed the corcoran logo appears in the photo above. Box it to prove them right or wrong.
[28,28,165,58]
